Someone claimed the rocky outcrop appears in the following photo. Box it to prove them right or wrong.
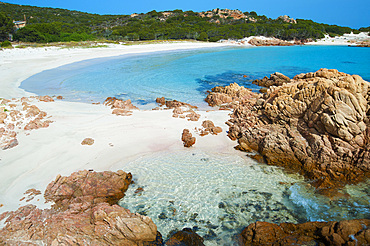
[197,120,223,136]
[182,129,196,147]
[0,170,161,245]
[104,97,138,116]
[38,95,54,102]
[44,170,132,210]
[155,97,201,121]
[166,228,205,246]
[277,15,297,24]
[240,219,370,246]
[253,72,291,88]
[155,97,197,110]
[0,97,53,150]
[205,82,259,109]
[224,69,370,190]
[248,38,294,46]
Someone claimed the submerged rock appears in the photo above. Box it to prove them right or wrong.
[0,170,161,245]
[217,69,370,190]
[240,219,370,246]
[166,228,205,246]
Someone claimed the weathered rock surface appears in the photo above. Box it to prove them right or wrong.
[277,15,297,24]
[104,97,138,116]
[182,129,196,147]
[0,97,53,150]
[44,170,132,209]
[81,137,94,145]
[240,219,370,246]
[253,72,292,88]
[155,97,200,121]
[0,170,161,246]
[38,95,54,102]
[248,38,294,46]
[166,228,205,246]
[198,120,223,136]
[223,69,370,189]
[155,97,198,110]
[205,82,259,109]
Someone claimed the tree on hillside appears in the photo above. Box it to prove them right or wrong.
[0,13,14,41]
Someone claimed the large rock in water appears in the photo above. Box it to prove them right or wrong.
[239,219,370,245]
[219,69,370,190]
[0,170,161,245]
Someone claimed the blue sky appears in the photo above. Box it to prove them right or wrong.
[4,0,370,29]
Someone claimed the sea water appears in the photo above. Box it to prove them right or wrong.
[20,45,370,244]
[118,150,370,245]
[21,45,370,109]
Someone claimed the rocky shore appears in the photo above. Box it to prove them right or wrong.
[1,169,369,245]
[239,219,370,245]
[0,170,163,245]
[206,68,370,191]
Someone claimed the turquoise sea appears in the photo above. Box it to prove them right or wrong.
[20,45,370,245]
[21,45,370,109]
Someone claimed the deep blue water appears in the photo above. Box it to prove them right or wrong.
[21,45,370,109]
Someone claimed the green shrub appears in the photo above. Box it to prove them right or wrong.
[197,32,208,41]
[1,40,12,48]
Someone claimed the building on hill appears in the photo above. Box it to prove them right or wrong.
[13,15,26,29]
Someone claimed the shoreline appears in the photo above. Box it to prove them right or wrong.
[0,41,230,99]
[0,41,242,214]
[1,40,369,214]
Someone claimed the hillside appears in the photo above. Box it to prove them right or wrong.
[0,2,364,43]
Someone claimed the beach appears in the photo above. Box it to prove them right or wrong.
[0,41,239,214]
[1,40,370,245]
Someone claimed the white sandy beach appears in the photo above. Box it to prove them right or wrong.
[0,41,243,215]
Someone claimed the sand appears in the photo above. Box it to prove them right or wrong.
[305,32,370,46]
[0,41,244,215]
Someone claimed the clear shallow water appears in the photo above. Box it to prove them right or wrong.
[20,45,370,244]
[21,46,370,109]
[119,150,370,245]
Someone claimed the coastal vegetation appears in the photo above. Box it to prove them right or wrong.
[0,2,365,43]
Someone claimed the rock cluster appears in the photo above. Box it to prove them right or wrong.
[155,97,201,121]
[197,120,223,136]
[38,95,54,102]
[198,9,246,20]
[277,15,297,24]
[156,97,198,110]
[220,69,370,189]
[248,38,294,46]
[0,96,53,150]
[253,72,291,88]
[104,97,138,116]
[0,170,161,245]
[182,129,196,147]
[205,82,259,109]
[356,41,370,47]
[240,219,370,246]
